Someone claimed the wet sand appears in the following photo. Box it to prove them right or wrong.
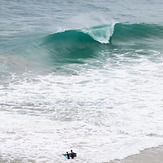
[109,146,163,163]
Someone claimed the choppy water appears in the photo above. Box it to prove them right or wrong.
[0,0,163,162]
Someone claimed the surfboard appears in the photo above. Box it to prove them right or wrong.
[63,154,69,159]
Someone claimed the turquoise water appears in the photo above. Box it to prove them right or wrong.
[0,0,163,162]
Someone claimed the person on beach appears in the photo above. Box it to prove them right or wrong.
[70,150,75,159]
[66,152,70,159]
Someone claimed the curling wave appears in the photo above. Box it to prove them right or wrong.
[41,23,163,64]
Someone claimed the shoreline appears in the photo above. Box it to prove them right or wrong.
[109,146,163,163]
[1,146,163,162]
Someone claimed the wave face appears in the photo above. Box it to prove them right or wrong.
[41,23,163,64]
[42,26,110,64]
[113,23,163,43]
[42,30,99,64]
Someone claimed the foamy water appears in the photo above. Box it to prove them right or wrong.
[1,53,163,162]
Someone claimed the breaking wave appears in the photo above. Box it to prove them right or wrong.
[41,23,163,64]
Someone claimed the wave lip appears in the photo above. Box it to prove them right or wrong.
[43,24,114,45]
[81,24,114,44]
[43,23,163,48]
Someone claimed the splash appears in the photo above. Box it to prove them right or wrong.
[82,24,115,44]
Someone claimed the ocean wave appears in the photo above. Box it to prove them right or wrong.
[43,23,163,46]
[40,23,163,64]
[41,24,114,63]
[113,23,163,42]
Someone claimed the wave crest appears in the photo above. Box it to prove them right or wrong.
[41,23,163,64]
[82,24,114,44]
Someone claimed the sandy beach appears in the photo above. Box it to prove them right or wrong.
[109,146,163,163]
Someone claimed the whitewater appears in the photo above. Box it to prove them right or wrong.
[0,0,163,162]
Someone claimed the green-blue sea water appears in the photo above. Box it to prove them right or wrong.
[0,0,163,162]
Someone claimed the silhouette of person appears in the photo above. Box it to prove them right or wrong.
[70,150,75,159]
[66,152,70,159]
